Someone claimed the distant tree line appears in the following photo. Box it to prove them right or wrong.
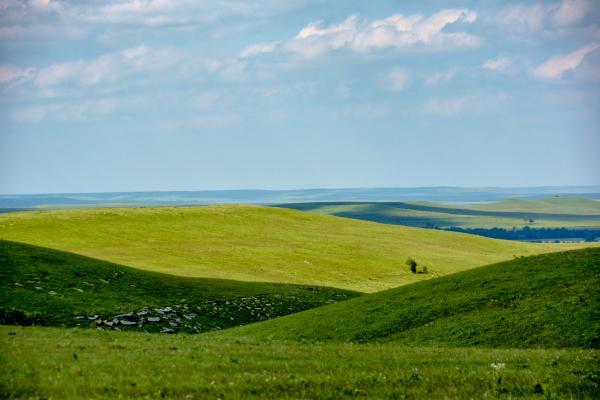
[442,226,600,242]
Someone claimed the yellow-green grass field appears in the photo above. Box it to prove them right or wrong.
[0,205,594,292]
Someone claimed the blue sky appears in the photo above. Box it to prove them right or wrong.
[0,0,599,194]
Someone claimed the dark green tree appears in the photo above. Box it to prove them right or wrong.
[405,257,417,274]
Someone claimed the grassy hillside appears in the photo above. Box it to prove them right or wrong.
[0,240,357,333]
[469,197,600,215]
[221,248,600,348]
[0,205,592,292]
[279,198,600,230]
[2,326,598,399]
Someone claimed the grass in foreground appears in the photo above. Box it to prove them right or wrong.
[0,240,357,333]
[1,326,598,399]
[221,248,600,348]
[0,205,592,292]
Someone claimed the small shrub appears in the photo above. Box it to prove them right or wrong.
[0,308,45,326]
[405,257,417,274]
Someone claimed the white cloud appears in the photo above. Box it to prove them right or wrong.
[240,41,280,58]
[245,9,479,59]
[498,0,590,34]
[0,64,34,84]
[499,3,546,32]
[32,45,180,87]
[386,68,409,91]
[482,56,516,75]
[425,69,455,86]
[533,43,599,80]
[10,98,117,123]
[552,0,589,27]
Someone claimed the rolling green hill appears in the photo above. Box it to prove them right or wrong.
[468,197,600,215]
[0,205,592,292]
[0,240,357,333]
[278,198,600,230]
[220,248,600,348]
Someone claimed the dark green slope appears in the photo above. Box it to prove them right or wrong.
[0,240,358,333]
[221,248,600,348]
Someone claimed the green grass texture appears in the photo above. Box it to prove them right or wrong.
[0,240,358,334]
[220,248,600,348]
[0,205,592,292]
[1,326,598,399]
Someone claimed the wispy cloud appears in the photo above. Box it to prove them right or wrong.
[240,41,280,58]
[533,43,599,80]
[482,56,516,75]
[386,68,409,92]
[244,9,479,59]
[30,45,181,87]
[10,98,117,123]
[423,93,509,116]
[498,0,591,34]
[0,64,35,84]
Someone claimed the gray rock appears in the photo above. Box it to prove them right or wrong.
[115,312,133,318]
[147,317,160,322]
[169,321,178,327]
[161,328,175,334]
[120,320,136,326]
[136,311,148,316]
[88,315,99,320]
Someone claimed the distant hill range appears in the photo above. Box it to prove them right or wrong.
[1,186,599,210]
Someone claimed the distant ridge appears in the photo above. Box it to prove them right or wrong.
[1,186,599,210]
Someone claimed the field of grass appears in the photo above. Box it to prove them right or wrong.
[221,249,600,348]
[0,205,592,293]
[0,240,357,333]
[279,197,600,230]
[2,326,598,399]
[468,197,600,215]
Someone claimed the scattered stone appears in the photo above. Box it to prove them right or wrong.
[136,311,148,316]
[147,317,160,322]
[88,315,99,320]
[74,316,86,320]
[161,328,175,334]
[115,312,133,318]
[169,321,178,327]
[120,320,136,326]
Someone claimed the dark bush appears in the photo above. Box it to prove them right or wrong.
[0,308,45,326]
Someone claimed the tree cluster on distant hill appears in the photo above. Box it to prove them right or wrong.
[444,226,600,242]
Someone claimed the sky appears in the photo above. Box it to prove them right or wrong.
[0,0,599,194]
